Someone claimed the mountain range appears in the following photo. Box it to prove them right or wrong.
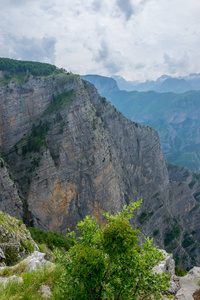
[112,73,200,93]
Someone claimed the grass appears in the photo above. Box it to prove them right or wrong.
[0,260,29,278]
[0,263,64,299]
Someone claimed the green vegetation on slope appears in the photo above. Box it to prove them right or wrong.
[0,204,172,299]
[28,227,71,251]
[43,89,75,116]
[0,57,64,77]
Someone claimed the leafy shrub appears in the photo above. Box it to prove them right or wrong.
[182,237,196,248]
[57,201,170,299]
[138,211,154,224]
[175,264,187,276]
[164,223,182,246]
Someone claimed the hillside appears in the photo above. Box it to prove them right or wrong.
[1,58,200,269]
[82,74,200,172]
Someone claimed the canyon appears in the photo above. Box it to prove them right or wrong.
[0,62,200,268]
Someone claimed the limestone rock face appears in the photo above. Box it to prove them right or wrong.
[1,73,200,268]
[0,158,23,219]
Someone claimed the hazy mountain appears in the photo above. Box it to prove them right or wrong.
[111,73,200,93]
[82,74,200,172]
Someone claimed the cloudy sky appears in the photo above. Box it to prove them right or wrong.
[0,0,200,81]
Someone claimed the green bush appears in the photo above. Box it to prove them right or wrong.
[28,227,71,251]
[182,237,196,248]
[164,223,181,246]
[175,264,187,276]
[57,201,170,299]
[138,211,154,224]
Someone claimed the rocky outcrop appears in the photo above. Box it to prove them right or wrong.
[1,68,200,268]
[0,210,38,265]
[174,267,200,300]
[153,250,175,275]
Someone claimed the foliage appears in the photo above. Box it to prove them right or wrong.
[22,121,49,154]
[164,223,182,247]
[175,264,187,277]
[138,211,154,224]
[182,236,196,248]
[57,200,170,299]
[0,57,64,78]
[28,227,71,251]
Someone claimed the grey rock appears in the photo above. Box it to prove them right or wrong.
[153,250,175,275]
[187,266,200,278]
[174,295,186,300]
[38,285,52,298]
[174,267,200,300]
[0,158,23,219]
[0,247,5,261]
[24,251,53,272]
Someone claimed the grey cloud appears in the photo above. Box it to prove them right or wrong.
[7,0,32,6]
[135,63,145,69]
[1,35,56,64]
[116,0,134,20]
[96,41,109,62]
[92,0,102,11]
[94,40,124,74]
[105,61,123,74]
[164,53,189,74]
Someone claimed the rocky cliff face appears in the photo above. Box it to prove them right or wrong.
[1,72,200,268]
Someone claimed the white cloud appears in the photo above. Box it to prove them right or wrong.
[0,0,200,81]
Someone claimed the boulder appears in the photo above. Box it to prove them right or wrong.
[38,285,52,298]
[153,250,175,275]
[24,251,54,272]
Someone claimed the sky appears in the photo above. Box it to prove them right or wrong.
[0,0,200,81]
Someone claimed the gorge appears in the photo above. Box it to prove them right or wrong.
[1,59,200,269]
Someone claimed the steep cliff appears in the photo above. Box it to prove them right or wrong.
[1,61,200,268]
